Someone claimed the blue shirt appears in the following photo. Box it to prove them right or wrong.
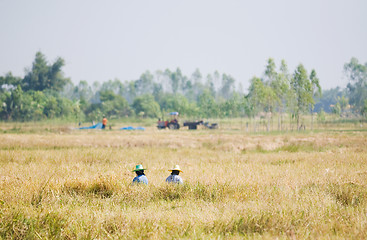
[165,175,183,184]
[133,175,148,185]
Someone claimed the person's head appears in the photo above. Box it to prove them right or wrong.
[132,164,146,176]
[169,165,182,175]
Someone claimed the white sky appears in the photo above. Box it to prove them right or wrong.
[0,0,366,91]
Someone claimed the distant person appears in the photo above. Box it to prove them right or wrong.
[166,165,183,184]
[132,164,148,185]
[102,116,107,129]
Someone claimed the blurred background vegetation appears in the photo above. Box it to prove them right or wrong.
[1,52,366,129]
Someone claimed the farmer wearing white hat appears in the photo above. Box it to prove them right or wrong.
[165,165,183,184]
[132,164,148,185]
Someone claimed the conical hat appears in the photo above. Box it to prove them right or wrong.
[169,165,182,172]
[132,164,146,172]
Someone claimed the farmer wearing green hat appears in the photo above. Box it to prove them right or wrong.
[165,165,183,184]
[132,164,148,185]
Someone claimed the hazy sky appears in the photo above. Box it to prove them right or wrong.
[1,0,366,91]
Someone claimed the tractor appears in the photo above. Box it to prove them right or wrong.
[157,112,180,129]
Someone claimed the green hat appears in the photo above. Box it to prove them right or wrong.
[132,164,146,172]
[169,165,182,173]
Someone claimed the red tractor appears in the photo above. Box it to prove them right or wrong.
[157,112,180,129]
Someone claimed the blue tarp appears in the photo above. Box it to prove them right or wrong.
[79,122,103,129]
[169,112,179,115]
[120,126,145,131]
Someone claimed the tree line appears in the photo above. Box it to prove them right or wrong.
[1,52,366,128]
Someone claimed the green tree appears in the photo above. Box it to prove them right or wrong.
[290,64,313,130]
[57,98,75,119]
[43,96,59,118]
[158,93,194,117]
[197,89,218,118]
[246,77,264,132]
[0,72,22,92]
[344,57,367,113]
[273,60,291,131]
[22,52,69,92]
[152,82,164,103]
[99,90,131,118]
[309,69,321,130]
[30,91,47,120]
[263,58,279,131]
[362,99,367,118]
[264,58,277,83]
[132,94,161,118]
[247,76,276,131]
[246,77,265,117]
[219,92,242,118]
[5,85,23,120]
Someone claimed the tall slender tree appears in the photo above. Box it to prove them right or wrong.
[344,57,367,113]
[264,58,279,131]
[290,64,313,130]
[309,69,321,130]
[274,60,291,131]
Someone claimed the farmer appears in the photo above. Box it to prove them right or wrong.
[102,116,108,129]
[165,165,183,184]
[132,164,148,185]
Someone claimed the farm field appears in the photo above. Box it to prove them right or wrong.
[0,124,367,239]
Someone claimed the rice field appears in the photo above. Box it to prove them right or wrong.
[0,123,367,239]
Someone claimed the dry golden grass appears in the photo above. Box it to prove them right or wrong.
[0,126,367,239]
